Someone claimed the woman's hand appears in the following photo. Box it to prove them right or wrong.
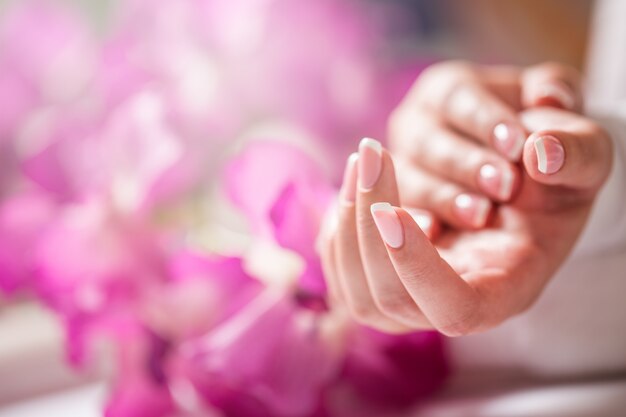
[389,61,584,229]
[320,116,611,335]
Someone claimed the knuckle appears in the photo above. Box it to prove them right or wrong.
[412,61,477,108]
[388,109,408,148]
[420,60,475,81]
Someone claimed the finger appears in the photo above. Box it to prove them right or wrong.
[407,62,526,161]
[390,113,520,202]
[369,204,484,336]
[520,108,613,191]
[479,64,523,110]
[405,208,441,241]
[521,62,583,112]
[334,152,408,332]
[318,201,344,306]
[396,160,493,229]
[444,82,526,161]
[355,138,431,328]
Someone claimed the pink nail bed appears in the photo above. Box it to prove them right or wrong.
[478,163,514,200]
[358,137,382,190]
[453,193,491,228]
[371,202,403,248]
[493,122,525,161]
[534,135,565,174]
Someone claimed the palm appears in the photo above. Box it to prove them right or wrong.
[434,171,592,301]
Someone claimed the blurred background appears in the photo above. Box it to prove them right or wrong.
[0,0,593,416]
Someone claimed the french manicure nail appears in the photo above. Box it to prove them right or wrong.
[540,82,576,110]
[493,122,526,161]
[534,135,565,174]
[478,163,514,200]
[340,153,358,203]
[371,202,403,248]
[358,137,382,190]
[453,193,491,228]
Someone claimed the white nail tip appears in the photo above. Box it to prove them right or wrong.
[509,133,525,161]
[480,164,512,200]
[370,202,394,215]
[456,194,490,227]
[360,137,382,154]
[500,168,514,200]
[474,198,491,227]
[535,137,549,173]
[347,152,359,164]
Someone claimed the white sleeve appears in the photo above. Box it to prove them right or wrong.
[572,102,626,256]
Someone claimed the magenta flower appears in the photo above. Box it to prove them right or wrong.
[205,140,448,416]
[176,290,342,417]
[0,190,57,294]
[0,2,447,416]
[0,0,96,123]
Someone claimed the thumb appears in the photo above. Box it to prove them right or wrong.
[520,108,613,191]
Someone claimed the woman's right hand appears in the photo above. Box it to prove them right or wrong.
[389,60,584,229]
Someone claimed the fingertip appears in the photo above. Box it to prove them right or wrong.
[522,63,583,112]
[525,81,578,111]
[493,121,526,161]
[395,207,435,248]
[340,152,359,204]
[452,193,493,229]
[522,131,566,184]
[477,163,519,202]
[370,202,404,249]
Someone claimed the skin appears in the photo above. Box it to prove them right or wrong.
[320,61,613,336]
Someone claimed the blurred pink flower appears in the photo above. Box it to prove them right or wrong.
[0,1,446,416]
[0,0,96,139]
[176,290,342,417]
[219,140,448,415]
[225,140,334,300]
[0,190,57,294]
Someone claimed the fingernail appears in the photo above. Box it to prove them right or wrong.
[371,202,403,248]
[493,122,526,161]
[453,193,491,228]
[534,135,565,174]
[358,137,382,190]
[540,82,576,110]
[340,153,359,203]
[478,163,514,200]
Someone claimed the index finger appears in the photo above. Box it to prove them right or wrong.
[370,203,484,336]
